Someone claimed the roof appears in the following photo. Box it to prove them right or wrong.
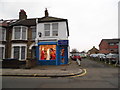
[0,19,18,27]
[1,16,69,36]
[88,46,99,52]
[102,39,119,43]
[99,39,119,46]
[9,18,36,26]
[38,16,69,36]
[38,16,67,23]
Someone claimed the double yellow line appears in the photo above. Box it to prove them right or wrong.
[70,69,87,78]
[4,69,87,78]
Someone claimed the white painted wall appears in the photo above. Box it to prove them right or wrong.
[37,21,68,40]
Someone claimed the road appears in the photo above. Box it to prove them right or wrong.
[2,58,119,88]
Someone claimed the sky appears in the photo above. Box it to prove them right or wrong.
[0,0,119,52]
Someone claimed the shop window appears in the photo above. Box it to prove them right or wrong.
[39,45,56,60]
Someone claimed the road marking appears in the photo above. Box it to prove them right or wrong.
[3,76,51,79]
[69,69,87,78]
[3,69,87,78]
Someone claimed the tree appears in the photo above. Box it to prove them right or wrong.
[71,48,78,53]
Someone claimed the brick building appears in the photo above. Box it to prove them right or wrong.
[0,10,37,63]
[87,46,99,55]
[99,39,119,54]
[0,9,69,65]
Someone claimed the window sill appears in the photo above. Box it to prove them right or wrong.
[43,36,58,38]
[30,40,36,42]
[19,59,26,61]
[11,40,28,43]
[0,41,7,43]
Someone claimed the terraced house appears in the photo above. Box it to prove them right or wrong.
[0,9,69,66]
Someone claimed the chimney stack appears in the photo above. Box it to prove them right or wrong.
[45,8,49,17]
[19,9,27,20]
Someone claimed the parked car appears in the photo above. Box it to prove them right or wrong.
[97,53,106,59]
[89,54,98,58]
[80,53,87,58]
[71,54,81,61]
[106,53,119,63]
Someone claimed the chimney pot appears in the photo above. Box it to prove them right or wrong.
[45,8,49,17]
[19,9,27,20]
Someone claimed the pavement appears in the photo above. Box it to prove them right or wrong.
[0,60,85,77]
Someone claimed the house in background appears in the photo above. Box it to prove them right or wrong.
[99,39,119,54]
[87,46,99,55]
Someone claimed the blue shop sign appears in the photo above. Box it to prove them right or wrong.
[58,40,69,45]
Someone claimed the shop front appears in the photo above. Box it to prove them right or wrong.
[36,40,68,65]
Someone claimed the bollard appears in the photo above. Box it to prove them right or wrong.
[76,59,81,66]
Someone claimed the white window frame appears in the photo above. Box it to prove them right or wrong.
[44,24,50,37]
[0,27,6,41]
[31,26,36,40]
[11,44,27,61]
[52,23,58,36]
[12,26,28,40]
[44,23,59,37]
[109,43,115,46]
[0,44,5,61]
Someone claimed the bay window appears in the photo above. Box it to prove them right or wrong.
[13,26,27,40]
[12,44,26,60]
[13,46,20,59]
[0,45,5,61]
[0,27,6,41]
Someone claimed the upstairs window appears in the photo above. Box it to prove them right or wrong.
[31,26,36,40]
[109,43,114,46]
[44,24,50,36]
[52,23,58,36]
[0,27,6,41]
[44,23,58,37]
[13,26,27,40]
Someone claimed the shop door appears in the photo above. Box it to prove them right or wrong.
[60,46,68,65]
